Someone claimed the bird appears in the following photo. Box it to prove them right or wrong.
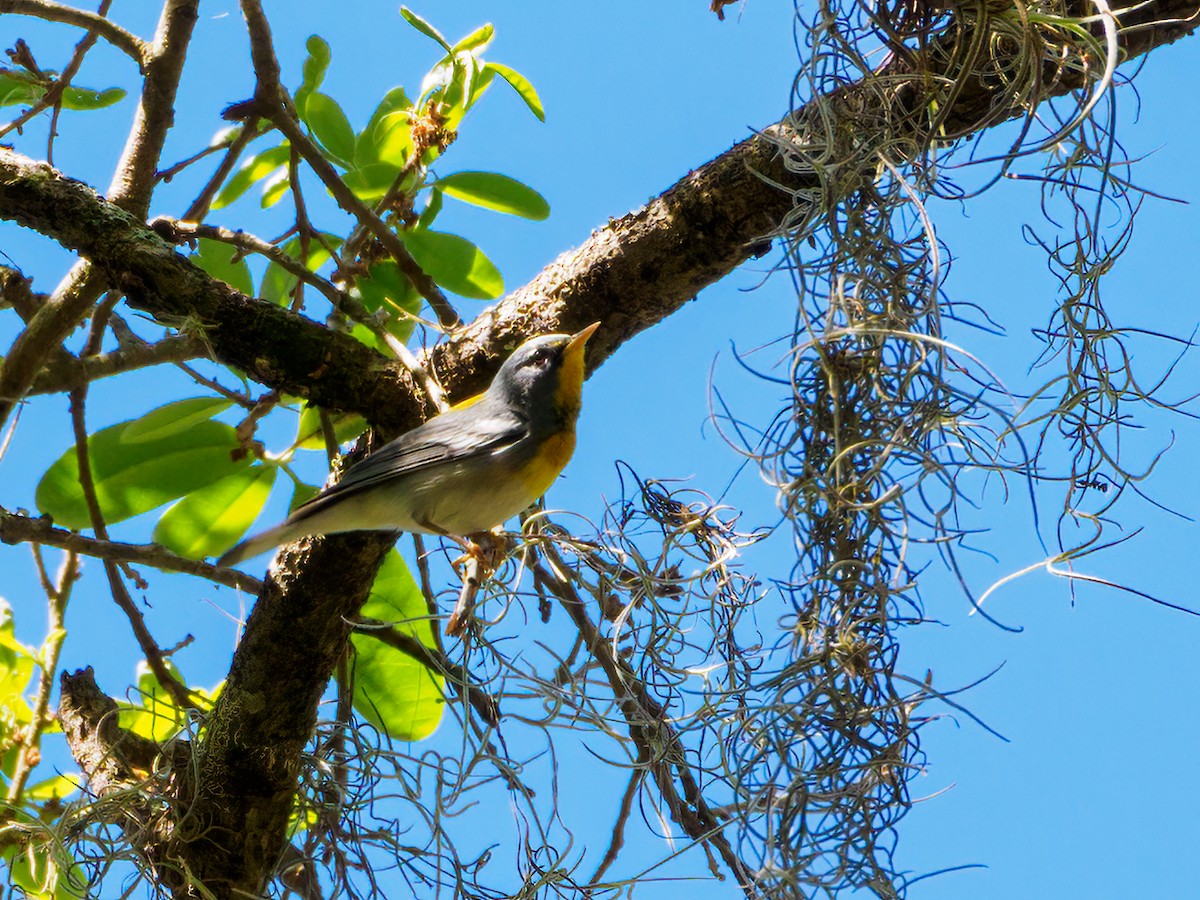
[218,322,601,567]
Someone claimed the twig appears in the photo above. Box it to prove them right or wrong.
[4,547,77,808]
[153,216,448,412]
[180,122,265,223]
[0,506,264,592]
[589,766,646,885]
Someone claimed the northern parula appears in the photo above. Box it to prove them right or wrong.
[218,322,600,567]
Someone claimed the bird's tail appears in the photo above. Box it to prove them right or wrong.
[217,521,304,568]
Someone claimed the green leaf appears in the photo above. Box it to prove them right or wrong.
[260,237,338,305]
[25,773,80,803]
[119,661,187,742]
[191,238,254,295]
[294,407,368,451]
[484,62,544,121]
[451,23,495,53]
[295,34,331,112]
[417,186,443,230]
[153,465,277,559]
[365,87,413,133]
[289,479,321,511]
[465,64,495,111]
[302,92,356,165]
[437,171,549,220]
[260,169,290,208]
[59,85,125,110]
[212,143,290,210]
[350,551,444,740]
[0,70,40,107]
[402,230,502,300]
[0,601,35,734]
[342,163,403,203]
[123,397,232,444]
[355,109,413,170]
[357,261,421,338]
[37,418,251,530]
[400,7,451,51]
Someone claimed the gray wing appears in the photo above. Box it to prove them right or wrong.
[293,402,527,516]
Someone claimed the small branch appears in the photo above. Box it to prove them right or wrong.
[589,767,646,885]
[0,0,200,433]
[0,0,150,66]
[30,332,207,395]
[153,216,449,412]
[4,548,77,809]
[180,122,265,223]
[0,506,264,592]
[58,667,164,786]
[354,618,499,727]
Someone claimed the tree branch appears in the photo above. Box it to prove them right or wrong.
[0,0,150,66]
[0,506,263,592]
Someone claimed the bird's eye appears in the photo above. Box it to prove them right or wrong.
[530,348,553,367]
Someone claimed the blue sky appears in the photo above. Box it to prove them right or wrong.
[2,2,1199,896]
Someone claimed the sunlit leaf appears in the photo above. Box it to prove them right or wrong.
[260,169,290,208]
[59,85,125,110]
[25,773,80,803]
[0,602,35,739]
[302,92,356,165]
[417,186,443,230]
[342,163,402,203]
[451,23,495,53]
[212,143,290,210]
[355,109,413,170]
[2,840,83,898]
[153,464,277,559]
[123,397,232,444]
[37,418,251,530]
[357,261,421,339]
[438,171,549,220]
[0,70,40,107]
[400,6,451,51]
[295,407,369,451]
[191,238,254,295]
[295,34,331,112]
[119,661,187,742]
[484,62,544,121]
[402,229,503,299]
[350,551,444,740]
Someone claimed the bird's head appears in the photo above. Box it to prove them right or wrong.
[491,322,600,430]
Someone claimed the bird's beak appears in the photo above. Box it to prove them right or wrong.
[565,321,601,359]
